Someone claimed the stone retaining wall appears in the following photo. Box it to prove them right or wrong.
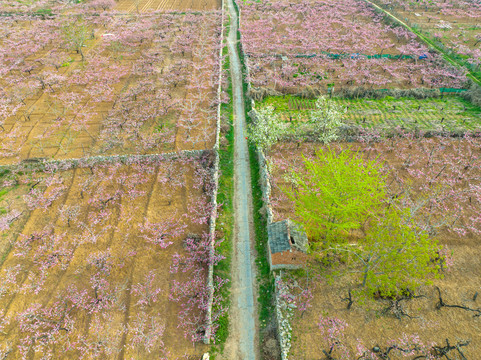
[258,150,291,360]
[0,150,210,173]
[203,0,225,344]
[274,274,295,360]
[254,123,290,360]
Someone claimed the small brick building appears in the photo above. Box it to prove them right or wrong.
[268,219,309,271]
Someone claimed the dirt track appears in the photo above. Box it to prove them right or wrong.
[220,0,259,358]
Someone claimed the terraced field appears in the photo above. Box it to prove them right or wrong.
[0,156,213,359]
[0,12,222,164]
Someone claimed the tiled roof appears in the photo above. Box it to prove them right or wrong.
[268,219,309,255]
[289,221,308,253]
[268,220,290,254]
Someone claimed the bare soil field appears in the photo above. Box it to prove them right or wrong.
[267,138,481,358]
[0,155,214,359]
[115,0,221,12]
[0,12,221,165]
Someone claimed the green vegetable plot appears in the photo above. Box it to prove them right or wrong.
[260,96,481,132]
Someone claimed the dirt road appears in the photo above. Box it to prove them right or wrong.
[221,0,259,359]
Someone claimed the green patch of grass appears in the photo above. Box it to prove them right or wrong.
[0,187,11,198]
[259,95,481,133]
[211,14,233,353]
[33,8,53,18]
[0,186,14,215]
[213,52,234,347]
[249,142,274,330]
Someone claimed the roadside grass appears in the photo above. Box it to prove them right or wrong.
[212,49,234,347]
[248,142,274,332]
[211,11,233,355]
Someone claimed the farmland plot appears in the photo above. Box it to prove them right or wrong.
[0,11,222,165]
[0,154,216,359]
[0,0,83,13]
[115,0,221,13]
[258,95,481,133]
[267,138,481,358]
[238,0,465,93]
[0,0,221,14]
[371,0,481,70]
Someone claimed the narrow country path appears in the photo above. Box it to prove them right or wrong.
[222,0,259,359]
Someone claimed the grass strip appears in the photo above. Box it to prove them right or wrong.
[212,41,234,348]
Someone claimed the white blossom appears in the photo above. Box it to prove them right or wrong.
[309,96,346,143]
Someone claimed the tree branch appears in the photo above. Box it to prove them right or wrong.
[435,287,481,317]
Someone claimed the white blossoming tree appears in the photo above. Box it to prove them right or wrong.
[310,96,345,143]
[247,106,288,150]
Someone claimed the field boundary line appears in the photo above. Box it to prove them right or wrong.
[0,149,211,172]
[203,0,225,345]
[256,138,291,360]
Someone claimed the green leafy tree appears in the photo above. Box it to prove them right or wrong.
[283,146,443,298]
[327,210,442,297]
[247,106,288,150]
[284,146,387,243]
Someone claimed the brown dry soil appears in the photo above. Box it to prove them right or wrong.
[0,13,219,164]
[0,159,210,359]
[115,0,221,12]
[268,140,481,359]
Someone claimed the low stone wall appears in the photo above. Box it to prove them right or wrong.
[257,149,274,224]
[259,149,291,360]
[274,274,294,360]
[203,0,225,344]
[0,150,210,173]
[256,139,291,360]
